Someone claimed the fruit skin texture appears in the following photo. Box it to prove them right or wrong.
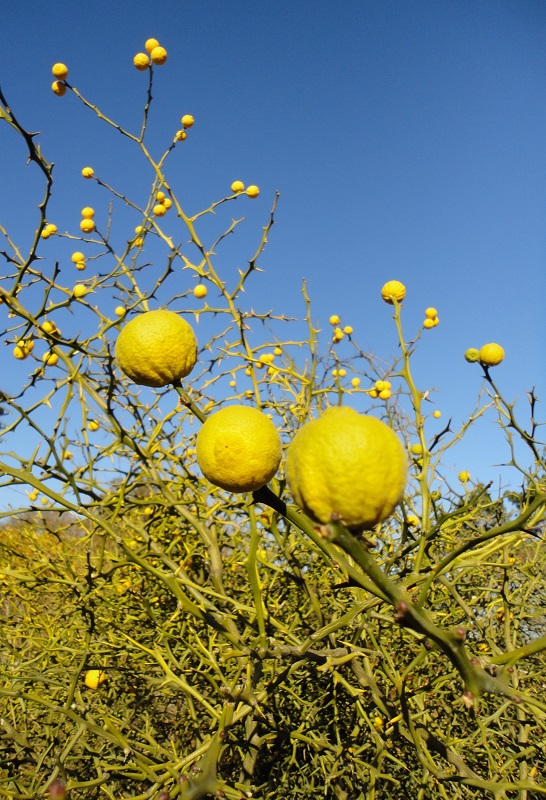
[181,114,194,128]
[115,309,198,388]
[231,180,244,193]
[479,343,504,367]
[381,280,406,304]
[134,52,150,70]
[246,185,260,198]
[150,46,167,65]
[285,406,407,531]
[145,38,160,54]
[52,63,68,79]
[51,81,66,96]
[464,347,480,363]
[196,405,282,493]
[84,669,106,689]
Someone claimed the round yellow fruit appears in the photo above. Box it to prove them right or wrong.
[425,307,437,319]
[80,219,95,233]
[193,284,207,299]
[145,38,160,54]
[73,284,88,298]
[329,315,340,326]
[246,185,260,198]
[410,443,423,456]
[115,306,125,317]
[479,343,504,367]
[181,114,195,128]
[464,347,480,363]
[51,81,66,96]
[153,204,167,217]
[343,325,353,335]
[52,63,68,80]
[150,46,167,65]
[423,318,435,329]
[81,207,95,219]
[231,180,245,193]
[71,251,85,263]
[84,669,106,689]
[458,471,471,483]
[115,309,198,388]
[285,406,407,531]
[381,280,406,304]
[42,352,59,366]
[82,166,94,178]
[175,129,187,141]
[196,405,282,493]
[433,410,441,418]
[133,52,150,70]
[88,420,100,432]
[351,377,361,388]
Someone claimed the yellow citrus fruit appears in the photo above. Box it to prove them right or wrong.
[433,410,441,418]
[82,166,94,178]
[80,219,95,233]
[273,347,282,356]
[246,185,260,198]
[329,315,340,325]
[479,343,504,367]
[115,306,125,317]
[285,406,407,531]
[193,285,207,299]
[42,352,59,366]
[181,114,195,128]
[150,46,167,65]
[343,325,353,335]
[162,197,172,209]
[156,191,166,202]
[153,204,167,217]
[135,226,144,235]
[81,207,95,219]
[13,345,26,360]
[378,389,391,400]
[84,669,106,689]
[71,251,85,263]
[52,63,68,79]
[196,405,282,493]
[381,280,406,304]
[42,321,57,334]
[464,347,480,363]
[51,81,66,96]
[145,38,160,54]
[231,180,245,193]
[423,318,435,329]
[175,130,187,141]
[410,443,423,456]
[425,307,437,319]
[73,284,88,298]
[458,471,471,483]
[88,420,99,432]
[40,230,50,239]
[115,309,198,388]
[75,261,86,271]
[133,52,150,70]
[368,389,379,399]
[351,377,361,388]
[45,223,57,234]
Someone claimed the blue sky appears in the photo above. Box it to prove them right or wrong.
[1,0,545,507]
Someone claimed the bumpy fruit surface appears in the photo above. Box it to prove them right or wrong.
[479,343,504,367]
[231,180,244,193]
[52,63,68,79]
[196,405,282,493]
[285,406,407,531]
[181,114,195,128]
[246,185,260,198]
[51,81,66,96]
[134,52,150,70]
[150,46,167,64]
[84,669,106,689]
[381,280,406,304]
[115,309,198,388]
[145,38,160,53]
[464,347,480,363]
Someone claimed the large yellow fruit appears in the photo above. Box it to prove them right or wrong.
[479,343,504,367]
[196,405,282,492]
[84,669,106,689]
[115,309,197,387]
[285,406,407,531]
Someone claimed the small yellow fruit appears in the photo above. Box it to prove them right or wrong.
[42,321,57,334]
[52,63,68,79]
[23,339,34,354]
[45,223,57,234]
[368,389,379,399]
[73,284,88,298]
[162,197,172,209]
[423,318,435,329]
[196,405,282,493]
[75,261,86,271]
[425,307,437,319]
[133,52,150,70]
[150,46,167,65]
[285,407,407,531]
[407,514,420,526]
[246,185,260,198]
[81,207,95,219]
[80,219,95,233]
[134,225,144,235]
[381,280,406,304]
[273,347,282,356]
[88,420,99,432]
[379,389,392,400]
[231,180,245,193]
[343,326,353,335]
[458,471,471,483]
[181,114,194,128]
[479,343,504,367]
[175,129,187,141]
[13,345,26,360]
[338,368,347,377]
[133,237,144,247]
[71,251,85,263]
[115,306,125,316]
[115,309,198,388]
[329,315,340,326]
[82,166,94,178]
[229,380,236,388]
[40,230,50,239]
[153,204,167,217]
[51,81,66,96]
[84,669,106,689]
[333,327,344,340]
[145,38,160,54]
[156,191,166,202]
[351,377,361,388]
[42,352,59,366]
[464,347,480,363]
[29,491,38,502]
[433,410,441,418]
[410,443,423,456]
[193,285,207,299]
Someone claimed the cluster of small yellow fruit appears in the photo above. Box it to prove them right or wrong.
[51,63,68,96]
[174,114,195,142]
[80,207,95,234]
[465,343,504,367]
[71,251,86,271]
[40,223,58,240]
[423,307,439,329]
[230,180,260,199]
[328,315,353,343]
[152,190,174,218]
[13,338,34,360]
[368,379,392,400]
[13,319,63,366]
[133,38,168,70]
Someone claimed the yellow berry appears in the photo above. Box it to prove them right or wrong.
[42,321,56,334]
[75,261,86,271]
[273,347,282,356]
[433,410,441,418]
[156,191,166,202]
[333,327,344,340]
[181,114,194,128]
[71,251,85,263]
[379,389,392,400]
[343,325,353,335]
[45,223,57,234]
[82,167,94,178]
[40,230,51,239]
[423,318,435,329]
[133,52,150,70]
[245,368,252,376]
[338,368,347,377]
[175,130,187,141]
[150,46,167,65]
[351,377,361,388]
[193,285,207,299]
[329,315,340,325]
[51,81,66,97]
[432,316,439,327]
[368,389,379,399]
[81,207,95,219]
[13,345,26,360]
[133,237,144,247]
[381,280,406,304]
[134,226,144,235]
[231,180,245,193]
[229,380,236,388]
[145,38,160,54]
[425,307,437,319]
[42,351,59,366]
[410,443,423,456]
[464,347,480,363]
[80,219,95,233]
[52,63,68,80]
[162,197,172,209]
[153,204,167,217]
[479,343,504,367]
[115,306,125,317]
[88,420,100,432]
[29,491,38,502]
[407,514,420,527]
[73,284,88,298]
[84,669,106,689]
[458,471,471,483]
[246,185,260,198]
[23,339,34,355]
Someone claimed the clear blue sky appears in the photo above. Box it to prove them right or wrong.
[1,0,545,506]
